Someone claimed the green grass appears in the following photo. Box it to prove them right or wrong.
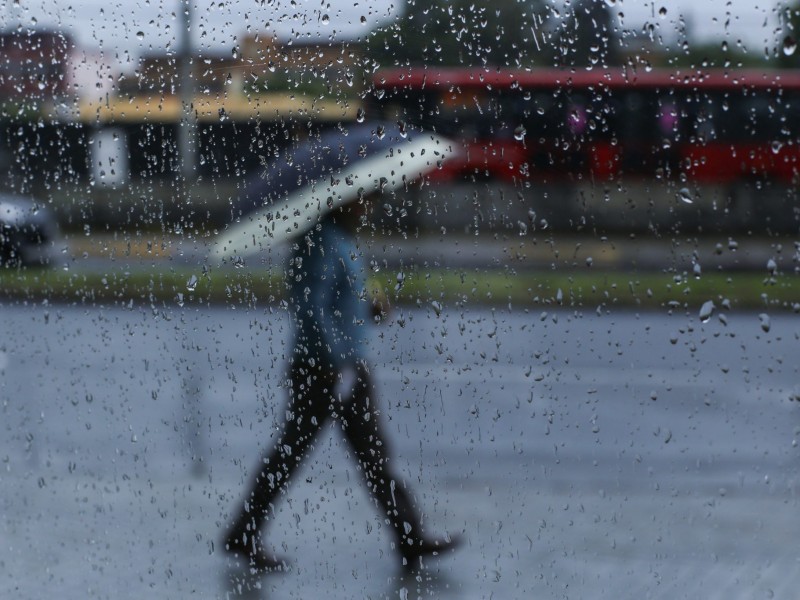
[1,264,797,312]
[390,269,800,311]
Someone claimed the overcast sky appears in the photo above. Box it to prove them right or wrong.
[2,0,790,61]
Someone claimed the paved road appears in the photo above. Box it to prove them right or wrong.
[1,304,797,598]
[64,230,794,273]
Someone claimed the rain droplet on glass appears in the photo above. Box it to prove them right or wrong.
[699,300,715,323]
[677,187,693,204]
[783,35,797,56]
[766,258,777,275]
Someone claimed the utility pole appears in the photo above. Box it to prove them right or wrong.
[178,0,196,181]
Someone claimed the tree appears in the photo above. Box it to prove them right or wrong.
[779,0,800,68]
[550,0,621,67]
[367,0,551,68]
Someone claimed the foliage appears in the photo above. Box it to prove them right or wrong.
[1,264,796,311]
[778,0,800,68]
[243,68,334,98]
[667,40,771,69]
[367,0,551,68]
[549,0,621,67]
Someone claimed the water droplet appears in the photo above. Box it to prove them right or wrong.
[232,47,238,59]
[136,31,144,41]
[693,263,702,278]
[376,125,385,139]
[356,107,365,123]
[431,301,443,317]
[321,14,330,24]
[397,120,407,138]
[677,187,693,204]
[728,238,738,251]
[758,313,771,333]
[233,256,245,268]
[658,7,667,17]
[771,140,783,154]
[783,35,797,56]
[186,274,198,291]
[604,0,616,6]
[514,125,526,141]
[766,258,777,275]
[699,300,715,323]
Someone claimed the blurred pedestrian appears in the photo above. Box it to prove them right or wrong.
[219,125,461,573]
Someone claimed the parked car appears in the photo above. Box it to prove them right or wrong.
[0,194,59,267]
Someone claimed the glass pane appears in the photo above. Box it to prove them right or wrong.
[1,1,797,598]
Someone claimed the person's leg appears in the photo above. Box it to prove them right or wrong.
[339,363,459,567]
[224,362,333,560]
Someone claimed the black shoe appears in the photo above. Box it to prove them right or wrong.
[223,534,288,573]
[401,533,463,571]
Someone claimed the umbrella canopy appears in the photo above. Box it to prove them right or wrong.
[210,122,458,261]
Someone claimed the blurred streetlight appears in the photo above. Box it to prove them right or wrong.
[178,0,196,181]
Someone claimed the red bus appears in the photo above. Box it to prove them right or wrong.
[367,67,800,232]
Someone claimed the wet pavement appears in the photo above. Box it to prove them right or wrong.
[1,304,798,598]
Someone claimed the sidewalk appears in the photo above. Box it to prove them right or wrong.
[2,306,798,599]
[63,230,793,273]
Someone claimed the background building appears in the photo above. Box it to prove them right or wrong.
[0,29,72,102]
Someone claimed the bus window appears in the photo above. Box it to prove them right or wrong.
[657,101,680,138]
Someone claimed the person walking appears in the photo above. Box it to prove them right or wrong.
[219,125,461,573]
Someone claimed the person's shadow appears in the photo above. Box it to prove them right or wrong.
[390,566,461,598]
[177,308,210,477]
[219,564,277,599]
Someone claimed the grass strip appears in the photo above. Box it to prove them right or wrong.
[0,265,797,312]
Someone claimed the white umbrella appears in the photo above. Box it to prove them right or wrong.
[211,123,458,261]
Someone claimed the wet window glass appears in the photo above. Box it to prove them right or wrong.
[2,1,798,597]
